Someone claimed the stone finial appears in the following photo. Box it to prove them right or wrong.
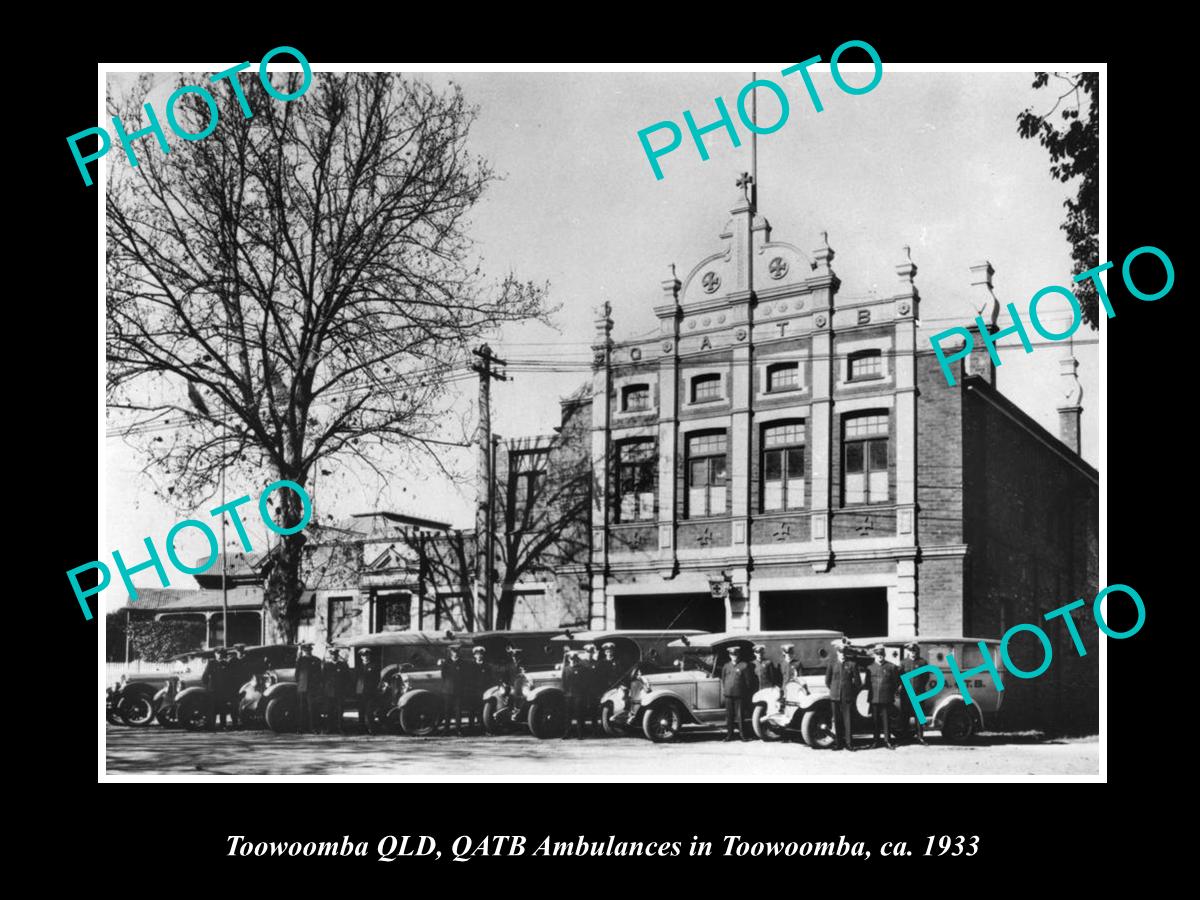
[1059,351,1083,407]
[896,245,918,284]
[812,230,834,273]
[661,263,682,305]
[969,260,999,328]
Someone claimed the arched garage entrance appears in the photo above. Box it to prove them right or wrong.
[613,593,727,632]
[759,588,887,638]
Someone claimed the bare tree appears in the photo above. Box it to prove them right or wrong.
[106,72,550,641]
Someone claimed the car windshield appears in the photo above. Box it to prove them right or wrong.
[678,652,717,674]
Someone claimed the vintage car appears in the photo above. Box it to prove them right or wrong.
[477,630,579,735]
[171,644,299,731]
[264,632,456,733]
[106,648,219,727]
[513,630,705,739]
[360,630,574,737]
[602,630,844,742]
[755,635,1005,746]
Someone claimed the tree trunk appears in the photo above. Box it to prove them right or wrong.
[262,473,309,644]
[495,587,516,631]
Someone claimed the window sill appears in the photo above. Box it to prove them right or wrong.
[846,374,886,384]
[687,397,726,406]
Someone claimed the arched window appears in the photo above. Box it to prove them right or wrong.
[848,349,883,381]
[842,412,889,505]
[622,383,651,412]
[762,421,805,510]
[691,373,722,403]
[686,430,727,517]
[766,361,799,392]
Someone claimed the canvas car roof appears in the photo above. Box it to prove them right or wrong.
[334,630,458,649]
[668,630,843,649]
[551,629,705,643]
[860,636,1001,646]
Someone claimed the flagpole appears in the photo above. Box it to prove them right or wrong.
[751,71,758,210]
[221,329,228,649]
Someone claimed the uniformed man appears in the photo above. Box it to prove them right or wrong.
[591,641,624,733]
[580,643,601,734]
[294,642,322,734]
[464,645,489,734]
[867,644,900,749]
[201,650,225,731]
[825,639,862,751]
[227,644,249,728]
[355,648,381,734]
[561,651,588,739]
[721,645,755,742]
[900,641,930,745]
[323,647,350,734]
[780,644,801,682]
[753,644,782,691]
[439,645,466,736]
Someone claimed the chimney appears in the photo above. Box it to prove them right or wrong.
[962,262,999,387]
[1057,349,1083,455]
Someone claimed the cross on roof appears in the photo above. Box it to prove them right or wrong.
[736,172,754,189]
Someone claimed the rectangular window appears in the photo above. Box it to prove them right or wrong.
[616,440,656,522]
[376,593,411,632]
[623,384,651,412]
[762,422,805,510]
[327,596,357,643]
[510,451,545,524]
[767,363,799,392]
[843,414,889,505]
[687,432,727,517]
[848,350,883,381]
[691,374,722,403]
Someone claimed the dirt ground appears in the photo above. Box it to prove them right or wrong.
[104,724,1099,779]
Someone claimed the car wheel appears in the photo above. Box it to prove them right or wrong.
[106,701,125,726]
[600,704,623,736]
[800,705,836,749]
[365,699,391,735]
[642,702,682,742]
[156,705,178,728]
[528,697,567,739]
[481,699,503,735]
[264,695,297,733]
[941,705,975,743]
[178,694,212,732]
[121,693,157,727]
[752,704,782,741]
[398,695,441,737]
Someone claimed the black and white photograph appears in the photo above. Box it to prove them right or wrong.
[93,60,1105,782]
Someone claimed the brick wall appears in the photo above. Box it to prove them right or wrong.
[961,377,1100,735]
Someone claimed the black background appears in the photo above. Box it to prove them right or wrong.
[30,15,1183,883]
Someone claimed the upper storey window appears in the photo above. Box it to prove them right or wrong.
[847,349,883,381]
[766,362,799,393]
[691,373,722,403]
[622,384,651,412]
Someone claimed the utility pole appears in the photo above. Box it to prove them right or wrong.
[472,344,507,630]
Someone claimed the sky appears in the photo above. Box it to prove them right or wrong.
[103,68,1100,606]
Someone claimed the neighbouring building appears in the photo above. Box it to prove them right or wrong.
[569,177,1098,731]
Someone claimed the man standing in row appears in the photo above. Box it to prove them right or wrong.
[721,645,755,742]
[825,639,861,751]
[900,641,930,745]
[867,644,899,750]
[439,644,466,736]
[561,651,589,739]
[464,646,489,734]
[753,644,782,690]
[323,647,350,735]
[355,647,381,734]
[295,642,322,734]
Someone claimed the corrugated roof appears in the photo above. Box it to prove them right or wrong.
[124,587,263,612]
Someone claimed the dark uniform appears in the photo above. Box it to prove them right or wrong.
[561,655,589,739]
[440,651,466,735]
[355,651,381,734]
[323,653,350,734]
[900,650,931,743]
[463,650,488,733]
[825,648,862,750]
[867,653,900,749]
[226,648,248,728]
[294,648,323,734]
[721,651,755,741]
[593,645,623,732]
[753,655,782,690]
[201,654,225,730]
